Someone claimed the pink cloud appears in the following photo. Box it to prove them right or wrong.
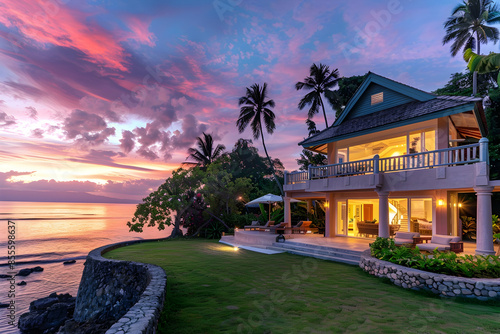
[0,0,129,71]
[124,16,156,47]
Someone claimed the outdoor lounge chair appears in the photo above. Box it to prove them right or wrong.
[416,234,462,252]
[287,221,303,233]
[394,231,420,245]
[290,220,312,233]
[262,222,286,233]
[255,221,274,231]
[243,221,262,231]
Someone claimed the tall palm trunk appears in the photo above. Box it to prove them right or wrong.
[473,32,481,96]
[319,95,329,128]
[259,124,284,196]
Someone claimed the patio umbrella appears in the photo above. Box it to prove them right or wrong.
[245,193,301,222]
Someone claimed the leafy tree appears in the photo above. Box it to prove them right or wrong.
[442,0,500,94]
[296,63,339,128]
[226,139,284,199]
[432,70,494,96]
[202,162,254,216]
[237,83,284,196]
[127,168,203,237]
[296,149,327,171]
[185,132,225,168]
[332,74,367,118]
[485,88,500,179]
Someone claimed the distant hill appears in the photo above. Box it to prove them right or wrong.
[0,190,138,204]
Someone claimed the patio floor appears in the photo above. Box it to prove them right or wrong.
[224,230,480,256]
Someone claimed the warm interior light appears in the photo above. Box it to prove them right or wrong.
[458,203,462,208]
[400,215,404,219]
[438,200,444,206]
[325,201,329,209]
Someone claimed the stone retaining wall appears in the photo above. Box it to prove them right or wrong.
[360,250,500,301]
[73,239,167,334]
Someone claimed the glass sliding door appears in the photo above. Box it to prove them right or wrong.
[410,198,433,236]
[337,200,347,236]
[389,198,409,231]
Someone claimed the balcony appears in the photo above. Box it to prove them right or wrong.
[285,142,487,188]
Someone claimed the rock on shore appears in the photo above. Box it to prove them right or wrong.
[18,293,75,334]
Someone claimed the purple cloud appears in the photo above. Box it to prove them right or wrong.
[0,111,16,127]
[31,128,44,138]
[63,109,115,145]
[120,130,136,153]
[26,106,38,120]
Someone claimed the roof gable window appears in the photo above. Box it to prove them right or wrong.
[371,92,383,105]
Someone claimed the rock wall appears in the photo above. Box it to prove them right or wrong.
[73,240,167,334]
[360,250,500,301]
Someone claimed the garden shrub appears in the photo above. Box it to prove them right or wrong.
[370,237,500,278]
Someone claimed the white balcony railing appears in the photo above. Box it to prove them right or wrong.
[310,158,375,179]
[285,141,486,185]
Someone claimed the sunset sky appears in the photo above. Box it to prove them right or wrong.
[0,0,498,202]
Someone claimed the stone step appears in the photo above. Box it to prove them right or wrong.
[274,240,364,256]
[269,245,360,266]
[270,242,362,264]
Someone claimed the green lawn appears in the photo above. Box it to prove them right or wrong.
[105,239,500,334]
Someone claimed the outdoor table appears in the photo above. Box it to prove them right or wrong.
[449,241,464,253]
[413,236,432,244]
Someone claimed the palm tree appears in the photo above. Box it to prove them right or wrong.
[296,63,340,128]
[306,119,320,137]
[443,0,500,95]
[186,132,225,168]
[237,83,284,196]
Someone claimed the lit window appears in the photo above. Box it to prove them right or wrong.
[371,92,383,105]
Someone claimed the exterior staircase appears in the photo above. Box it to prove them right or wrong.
[269,241,363,265]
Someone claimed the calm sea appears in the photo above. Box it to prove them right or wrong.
[0,201,171,334]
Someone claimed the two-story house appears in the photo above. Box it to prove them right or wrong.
[283,72,498,255]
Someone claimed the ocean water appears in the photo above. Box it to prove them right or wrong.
[0,201,172,334]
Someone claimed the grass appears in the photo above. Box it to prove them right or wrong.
[105,239,500,334]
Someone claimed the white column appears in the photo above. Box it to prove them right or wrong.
[475,186,495,255]
[325,193,335,237]
[479,137,489,164]
[377,191,390,238]
[284,196,292,228]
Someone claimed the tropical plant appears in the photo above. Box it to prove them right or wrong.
[461,215,477,240]
[296,63,340,128]
[296,149,327,171]
[493,214,500,233]
[256,203,284,224]
[464,48,500,85]
[370,238,500,278]
[186,132,226,168]
[237,83,283,196]
[204,221,226,239]
[494,233,500,256]
[443,0,500,94]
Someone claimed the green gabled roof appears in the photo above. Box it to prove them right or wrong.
[298,71,487,152]
[333,72,435,126]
